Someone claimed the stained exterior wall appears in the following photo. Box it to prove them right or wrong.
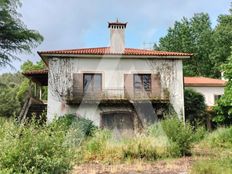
[47,57,185,124]
[186,86,224,106]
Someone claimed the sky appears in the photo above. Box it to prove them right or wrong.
[0,0,231,73]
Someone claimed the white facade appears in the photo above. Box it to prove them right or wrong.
[186,86,224,106]
[46,57,185,125]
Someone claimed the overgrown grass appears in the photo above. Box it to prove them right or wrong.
[191,126,232,174]
[199,126,232,148]
[79,117,206,163]
[0,115,210,173]
[191,158,232,174]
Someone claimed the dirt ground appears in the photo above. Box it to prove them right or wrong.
[72,157,195,174]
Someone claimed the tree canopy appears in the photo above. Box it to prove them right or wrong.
[156,4,232,78]
[157,13,216,77]
[0,0,43,67]
[211,6,232,71]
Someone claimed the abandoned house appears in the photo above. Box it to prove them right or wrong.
[21,21,192,132]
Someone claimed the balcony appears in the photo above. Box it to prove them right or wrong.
[66,88,169,104]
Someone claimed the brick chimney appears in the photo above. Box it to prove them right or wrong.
[108,20,127,54]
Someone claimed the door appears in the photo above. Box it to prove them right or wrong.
[101,112,134,133]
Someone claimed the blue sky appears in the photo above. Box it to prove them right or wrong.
[0,0,231,73]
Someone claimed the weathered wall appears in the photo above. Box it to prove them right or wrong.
[186,86,224,106]
[47,57,185,123]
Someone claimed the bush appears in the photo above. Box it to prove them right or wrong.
[192,126,207,142]
[184,89,207,127]
[0,118,73,173]
[52,114,97,135]
[149,117,197,156]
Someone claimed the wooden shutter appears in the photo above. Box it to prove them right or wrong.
[73,73,83,100]
[151,73,161,99]
[124,74,133,99]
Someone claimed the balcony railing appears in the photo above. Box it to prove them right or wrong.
[67,88,169,103]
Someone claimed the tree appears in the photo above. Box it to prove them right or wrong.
[0,0,43,67]
[0,83,20,117]
[211,4,232,71]
[20,60,45,72]
[184,89,206,127]
[157,13,217,77]
[213,48,232,126]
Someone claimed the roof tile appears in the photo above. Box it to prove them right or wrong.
[184,77,226,87]
[38,47,192,57]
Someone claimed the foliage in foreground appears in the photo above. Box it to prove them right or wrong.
[0,115,96,174]
[0,118,71,173]
[0,115,208,173]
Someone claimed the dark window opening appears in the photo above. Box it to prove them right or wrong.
[214,95,222,104]
[134,74,151,92]
[83,73,102,93]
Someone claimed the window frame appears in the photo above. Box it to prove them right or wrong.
[133,74,152,93]
[83,73,102,93]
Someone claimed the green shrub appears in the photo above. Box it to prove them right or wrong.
[149,117,196,156]
[0,118,73,173]
[184,89,207,127]
[52,114,97,136]
[192,126,207,142]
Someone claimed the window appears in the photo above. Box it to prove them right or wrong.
[83,74,102,93]
[214,95,222,104]
[134,74,151,92]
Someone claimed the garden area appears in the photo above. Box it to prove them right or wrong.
[0,115,232,174]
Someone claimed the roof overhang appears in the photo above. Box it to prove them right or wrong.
[22,69,48,86]
[185,84,226,87]
[38,53,191,60]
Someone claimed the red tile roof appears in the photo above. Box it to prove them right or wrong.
[38,47,192,57]
[184,77,226,87]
